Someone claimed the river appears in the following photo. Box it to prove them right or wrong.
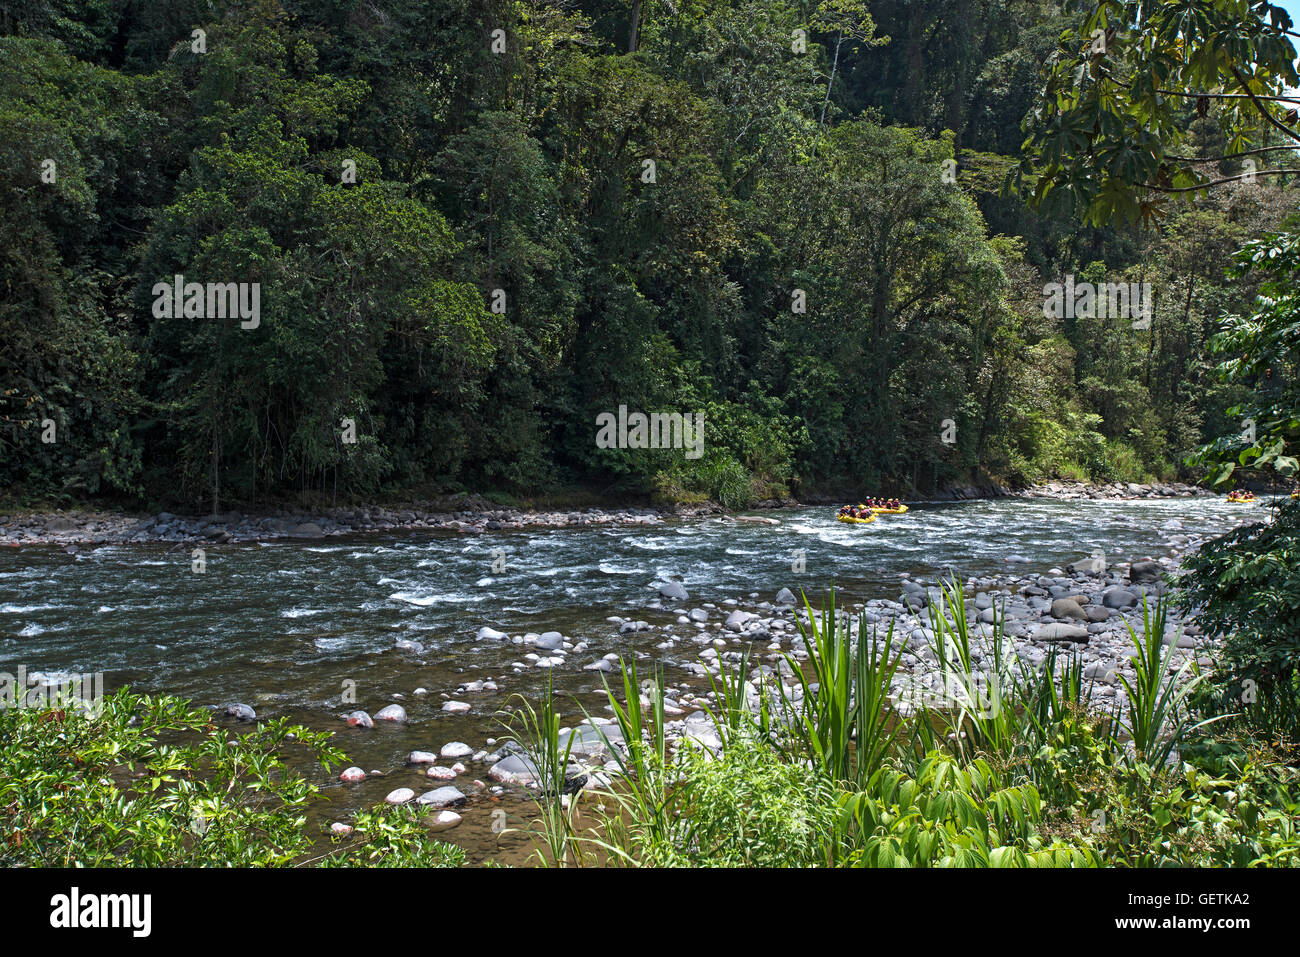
[0,495,1259,862]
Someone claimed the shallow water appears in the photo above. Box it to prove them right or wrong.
[0,496,1266,862]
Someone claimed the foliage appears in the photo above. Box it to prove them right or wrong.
[1180,501,1300,742]
[0,689,462,867]
[1020,0,1300,227]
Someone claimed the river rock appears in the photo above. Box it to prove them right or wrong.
[724,610,754,632]
[477,626,508,641]
[1067,555,1107,576]
[442,700,471,713]
[339,766,366,782]
[287,522,325,539]
[1129,561,1161,584]
[224,703,257,721]
[440,741,473,759]
[657,581,690,601]
[374,704,408,723]
[487,753,540,786]
[775,588,797,605]
[427,810,462,831]
[417,786,466,808]
[385,787,416,805]
[426,765,457,780]
[345,710,374,729]
[1083,661,1116,681]
[1102,587,1138,609]
[1050,598,1088,621]
[1034,623,1090,642]
[406,750,439,765]
[535,631,565,650]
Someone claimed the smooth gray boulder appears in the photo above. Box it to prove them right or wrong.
[535,631,564,650]
[657,581,690,601]
[417,786,466,808]
[1034,623,1090,642]
[1102,587,1138,609]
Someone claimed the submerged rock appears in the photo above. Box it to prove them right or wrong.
[428,810,462,831]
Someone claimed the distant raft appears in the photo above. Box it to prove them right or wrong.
[836,513,877,525]
[870,504,909,514]
[1226,491,1257,504]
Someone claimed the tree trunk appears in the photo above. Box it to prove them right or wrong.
[628,0,641,53]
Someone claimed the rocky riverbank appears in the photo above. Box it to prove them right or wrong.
[0,482,1208,545]
[934,479,1209,501]
[0,500,672,546]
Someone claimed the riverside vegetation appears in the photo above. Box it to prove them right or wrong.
[499,581,1300,868]
[4,0,1298,512]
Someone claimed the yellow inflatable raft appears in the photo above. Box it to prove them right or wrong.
[836,513,877,525]
[870,505,909,514]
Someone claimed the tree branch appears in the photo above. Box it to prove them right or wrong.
[1156,88,1300,104]
[1231,66,1300,146]
[1142,169,1300,193]
[1169,144,1300,163]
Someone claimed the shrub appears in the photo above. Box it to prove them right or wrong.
[1179,501,1300,742]
[0,689,463,867]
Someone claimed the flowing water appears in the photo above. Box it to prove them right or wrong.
[0,496,1263,862]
